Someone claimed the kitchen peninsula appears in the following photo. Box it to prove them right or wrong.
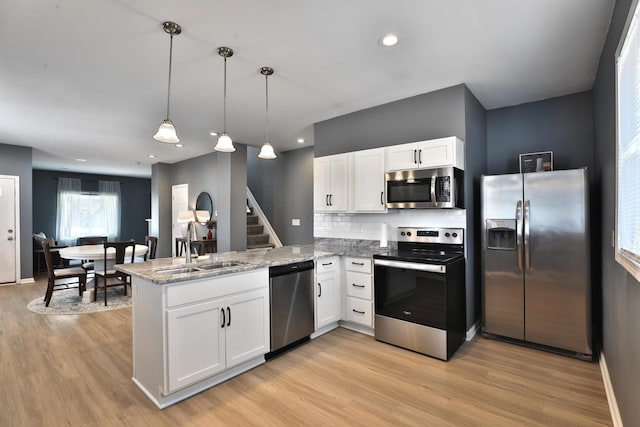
[117,242,387,408]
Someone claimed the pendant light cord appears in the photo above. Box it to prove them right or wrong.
[265,73,269,142]
[166,33,174,121]
[223,56,227,133]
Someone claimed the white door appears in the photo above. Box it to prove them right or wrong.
[0,176,18,284]
[354,148,386,212]
[224,288,270,369]
[171,184,188,257]
[316,272,340,329]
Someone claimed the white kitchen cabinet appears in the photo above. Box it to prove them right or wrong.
[352,148,387,212]
[315,256,341,330]
[386,136,464,171]
[131,269,270,408]
[314,154,348,212]
[342,257,374,333]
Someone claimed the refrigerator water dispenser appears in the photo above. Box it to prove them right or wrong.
[486,219,516,250]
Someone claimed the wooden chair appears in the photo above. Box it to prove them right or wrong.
[77,236,107,274]
[42,241,87,307]
[144,236,158,260]
[94,241,135,306]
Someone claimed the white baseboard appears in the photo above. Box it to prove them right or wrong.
[466,319,481,341]
[19,277,35,284]
[600,351,623,427]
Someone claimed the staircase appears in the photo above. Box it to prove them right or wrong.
[247,211,275,249]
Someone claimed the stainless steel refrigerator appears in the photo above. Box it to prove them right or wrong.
[481,168,592,359]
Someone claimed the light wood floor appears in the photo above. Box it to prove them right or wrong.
[1,278,612,426]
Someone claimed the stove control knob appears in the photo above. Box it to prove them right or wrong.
[406,232,412,236]
[445,232,450,238]
[452,232,458,238]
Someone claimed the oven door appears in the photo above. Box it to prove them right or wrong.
[374,259,447,329]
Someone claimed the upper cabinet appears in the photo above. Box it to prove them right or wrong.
[351,148,386,213]
[314,154,348,212]
[386,136,465,171]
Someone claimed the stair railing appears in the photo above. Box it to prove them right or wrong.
[246,187,283,248]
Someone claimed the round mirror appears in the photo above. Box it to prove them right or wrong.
[195,192,213,218]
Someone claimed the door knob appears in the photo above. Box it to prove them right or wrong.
[7,236,14,241]
[7,229,13,233]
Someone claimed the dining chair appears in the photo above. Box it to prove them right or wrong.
[77,236,107,274]
[42,241,87,307]
[94,241,135,306]
[144,236,158,260]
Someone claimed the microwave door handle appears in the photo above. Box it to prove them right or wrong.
[524,199,531,272]
[430,175,437,206]
[516,200,523,271]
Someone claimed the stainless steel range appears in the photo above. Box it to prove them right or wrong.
[373,227,466,361]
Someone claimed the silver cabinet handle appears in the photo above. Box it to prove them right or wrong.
[352,309,365,315]
[516,200,523,272]
[524,199,531,272]
[352,283,365,288]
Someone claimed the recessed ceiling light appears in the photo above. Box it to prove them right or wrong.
[379,33,399,47]
[297,138,305,144]
[209,130,218,136]
[148,154,156,158]
[75,158,87,162]
[176,143,183,148]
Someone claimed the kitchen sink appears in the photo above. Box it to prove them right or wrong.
[155,267,202,275]
[197,261,246,270]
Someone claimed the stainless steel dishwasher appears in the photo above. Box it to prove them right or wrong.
[267,259,315,358]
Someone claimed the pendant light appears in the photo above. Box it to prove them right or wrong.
[214,47,236,152]
[258,67,277,159]
[153,21,182,144]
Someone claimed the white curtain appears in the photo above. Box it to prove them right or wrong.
[56,177,82,246]
[99,180,121,241]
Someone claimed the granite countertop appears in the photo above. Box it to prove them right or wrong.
[117,239,394,284]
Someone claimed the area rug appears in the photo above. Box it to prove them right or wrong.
[27,287,131,315]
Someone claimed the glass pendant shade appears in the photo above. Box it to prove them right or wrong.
[215,132,236,152]
[258,142,276,159]
[153,119,179,143]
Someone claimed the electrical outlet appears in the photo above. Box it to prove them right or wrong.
[292,218,300,226]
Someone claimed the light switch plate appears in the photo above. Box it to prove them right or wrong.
[292,218,300,226]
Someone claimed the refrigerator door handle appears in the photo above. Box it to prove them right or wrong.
[524,199,531,272]
[516,200,523,271]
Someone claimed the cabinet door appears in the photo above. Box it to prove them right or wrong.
[418,137,454,168]
[313,157,331,212]
[316,271,340,329]
[386,142,420,171]
[166,299,226,393]
[328,155,348,211]
[353,149,386,212]
[224,288,270,369]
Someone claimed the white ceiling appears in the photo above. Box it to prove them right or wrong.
[0,0,614,178]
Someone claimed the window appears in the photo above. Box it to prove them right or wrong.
[616,0,640,281]
[56,178,121,245]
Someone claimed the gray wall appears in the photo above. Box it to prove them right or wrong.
[592,0,640,425]
[151,163,172,258]
[486,91,594,174]
[247,146,314,245]
[0,143,33,280]
[313,83,486,330]
[32,170,151,248]
[315,85,467,156]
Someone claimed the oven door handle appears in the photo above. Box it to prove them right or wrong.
[374,259,445,273]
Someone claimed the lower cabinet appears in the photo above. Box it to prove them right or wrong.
[166,287,268,393]
[131,268,270,408]
[342,257,374,333]
[315,256,341,330]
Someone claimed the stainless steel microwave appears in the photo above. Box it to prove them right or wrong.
[385,166,464,209]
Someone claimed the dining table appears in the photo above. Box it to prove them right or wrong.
[59,243,149,303]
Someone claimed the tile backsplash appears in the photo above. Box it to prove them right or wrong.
[314,209,466,241]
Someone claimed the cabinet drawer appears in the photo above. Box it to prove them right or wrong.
[316,256,339,275]
[345,297,373,327]
[345,271,372,300]
[344,257,371,274]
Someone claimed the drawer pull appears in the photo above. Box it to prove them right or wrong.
[352,283,365,288]
[322,262,332,266]
[351,262,365,266]
[352,309,365,315]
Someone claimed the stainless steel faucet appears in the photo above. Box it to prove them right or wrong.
[185,221,196,264]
